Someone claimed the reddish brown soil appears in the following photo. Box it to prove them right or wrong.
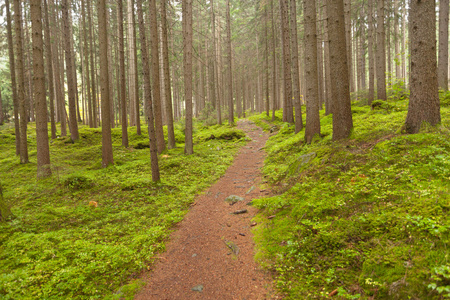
[135,120,277,300]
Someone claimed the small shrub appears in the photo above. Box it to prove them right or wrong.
[64,174,93,190]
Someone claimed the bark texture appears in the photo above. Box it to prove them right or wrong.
[31,0,51,177]
[291,0,303,133]
[376,0,386,100]
[137,0,160,181]
[405,0,441,133]
[327,0,353,140]
[304,0,321,143]
[184,0,194,154]
[438,0,449,90]
[279,0,294,124]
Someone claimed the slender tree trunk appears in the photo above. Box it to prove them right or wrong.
[5,0,20,155]
[376,0,386,100]
[368,0,375,105]
[438,0,449,90]
[406,0,440,133]
[87,0,97,127]
[118,0,128,147]
[136,0,160,181]
[149,0,166,153]
[133,3,141,135]
[99,0,114,167]
[344,0,353,93]
[265,6,270,116]
[324,1,332,115]
[304,0,321,143]
[211,0,221,125]
[317,1,325,109]
[161,0,175,149]
[226,0,234,125]
[43,0,56,139]
[327,0,353,140]
[62,0,79,140]
[0,87,3,125]
[31,0,51,177]
[184,0,194,154]
[14,0,29,163]
[401,1,407,81]
[279,0,293,123]
[386,1,392,84]
[360,3,366,89]
[127,0,136,127]
[82,0,92,127]
[394,0,400,79]
[290,0,302,132]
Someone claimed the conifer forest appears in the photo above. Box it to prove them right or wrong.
[0,0,450,298]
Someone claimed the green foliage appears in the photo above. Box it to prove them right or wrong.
[251,98,450,299]
[0,122,246,299]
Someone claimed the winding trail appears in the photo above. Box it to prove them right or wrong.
[136,120,276,300]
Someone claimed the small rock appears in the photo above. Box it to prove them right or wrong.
[192,253,197,257]
[250,222,257,227]
[224,240,240,255]
[192,285,204,292]
[225,195,244,205]
[246,186,256,194]
[231,209,248,215]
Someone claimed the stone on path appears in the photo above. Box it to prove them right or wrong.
[225,195,244,205]
[192,285,204,292]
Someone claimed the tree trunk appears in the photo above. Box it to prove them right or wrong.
[290,0,303,133]
[149,0,166,153]
[184,0,194,154]
[327,0,353,140]
[118,0,128,147]
[43,0,56,139]
[136,0,160,181]
[132,2,141,135]
[359,3,366,89]
[50,0,67,136]
[226,0,234,125]
[438,0,449,90]
[271,0,277,121]
[405,0,440,133]
[324,1,332,115]
[62,0,79,140]
[161,0,175,148]
[344,0,353,93]
[14,0,29,163]
[368,0,375,105]
[211,0,221,125]
[5,0,20,155]
[394,0,400,79]
[31,0,51,177]
[99,0,114,167]
[304,0,321,143]
[87,0,97,128]
[127,0,136,127]
[376,0,386,101]
[279,0,294,124]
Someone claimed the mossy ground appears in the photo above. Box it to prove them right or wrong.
[0,120,246,299]
[250,92,450,299]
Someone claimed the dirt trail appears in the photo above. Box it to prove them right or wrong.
[135,120,276,300]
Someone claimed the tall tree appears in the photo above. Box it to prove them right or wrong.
[438,0,449,90]
[14,0,29,163]
[99,0,114,166]
[405,0,440,133]
[184,0,194,154]
[271,0,277,121]
[31,0,51,177]
[149,0,166,153]
[327,0,353,140]
[161,0,176,149]
[279,0,294,124]
[43,0,56,140]
[117,0,128,147]
[87,0,97,128]
[367,0,375,105]
[5,0,20,155]
[226,0,234,125]
[211,0,221,125]
[304,0,321,143]
[290,0,303,133]
[137,0,160,181]
[0,88,3,125]
[376,0,386,100]
[62,0,79,140]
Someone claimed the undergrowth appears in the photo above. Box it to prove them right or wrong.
[0,120,246,299]
[250,94,450,299]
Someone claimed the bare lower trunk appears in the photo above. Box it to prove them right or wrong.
[279,0,293,124]
[438,0,449,90]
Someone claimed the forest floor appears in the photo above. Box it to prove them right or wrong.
[135,120,277,300]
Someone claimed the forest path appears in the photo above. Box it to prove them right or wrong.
[135,120,276,300]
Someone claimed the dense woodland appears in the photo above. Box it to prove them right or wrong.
[0,0,450,298]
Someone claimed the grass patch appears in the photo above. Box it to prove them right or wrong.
[251,97,450,299]
[0,121,246,299]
